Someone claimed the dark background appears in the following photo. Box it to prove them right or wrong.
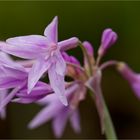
[0,1,140,139]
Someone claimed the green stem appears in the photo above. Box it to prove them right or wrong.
[86,70,117,139]
[103,99,117,139]
[79,41,117,139]
[89,88,117,140]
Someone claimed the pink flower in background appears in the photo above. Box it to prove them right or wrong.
[28,81,86,138]
[117,62,140,99]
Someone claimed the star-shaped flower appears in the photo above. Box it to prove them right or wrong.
[1,16,79,105]
[28,81,85,138]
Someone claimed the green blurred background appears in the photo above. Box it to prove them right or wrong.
[0,1,140,139]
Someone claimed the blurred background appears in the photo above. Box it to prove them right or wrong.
[0,1,140,139]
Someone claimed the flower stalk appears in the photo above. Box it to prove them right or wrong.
[86,70,117,140]
[83,45,118,139]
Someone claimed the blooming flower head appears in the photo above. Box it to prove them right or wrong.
[0,16,79,106]
[98,28,118,56]
[0,15,139,139]
[28,81,86,138]
[117,62,140,99]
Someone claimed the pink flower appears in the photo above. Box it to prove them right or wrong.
[1,16,79,105]
[28,81,86,138]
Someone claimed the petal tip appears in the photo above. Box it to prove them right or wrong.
[53,16,58,22]
[61,96,68,106]
[28,122,35,129]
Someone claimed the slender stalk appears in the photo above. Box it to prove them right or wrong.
[88,87,117,140]
[95,82,117,139]
[86,70,117,139]
[79,41,117,139]
[96,55,102,66]
[100,60,118,70]
[103,98,117,139]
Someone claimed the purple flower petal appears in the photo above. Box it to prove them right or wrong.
[48,65,68,106]
[70,56,80,66]
[37,94,58,105]
[0,52,13,64]
[69,110,81,133]
[0,52,26,72]
[55,51,66,76]
[52,109,69,138]
[12,97,42,104]
[6,35,48,47]
[117,62,140,99]
[0,81,26,113]
[38,82,79,106]
[0,90,7,119]
[62,52,71,62]
[0,41,45,59]
[131,82,140,98]
[1,66,27,80]
[28,104,61,129]
[16,60,34,68]
[17,81,52,98]
[28,58,51,94]
[44,16,58,43]
[0,77,23,90]
[58,37,79,51]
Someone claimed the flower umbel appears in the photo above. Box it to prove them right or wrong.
[0,16,139,140]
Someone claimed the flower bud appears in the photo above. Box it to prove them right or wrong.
[98,28,118,56]
[83,41,95,69]
[83,41,94,56]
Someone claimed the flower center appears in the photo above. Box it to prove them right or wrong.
[45,43,58,60]
[50,43,57,51]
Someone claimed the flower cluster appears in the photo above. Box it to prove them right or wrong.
[0,16,139,138]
